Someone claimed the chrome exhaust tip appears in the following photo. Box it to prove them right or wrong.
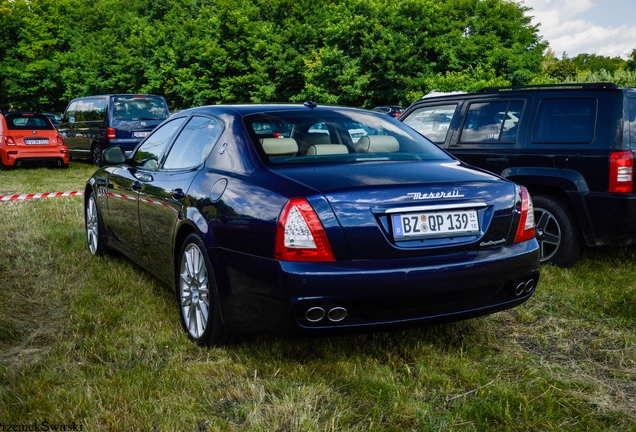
[305,307,325,323]
[327,307,347,322]
[524,279,535,293]
[515,282,526,296]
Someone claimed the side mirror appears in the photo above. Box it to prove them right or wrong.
[102,146,126,165]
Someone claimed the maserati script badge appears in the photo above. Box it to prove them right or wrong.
[407,190,464,200]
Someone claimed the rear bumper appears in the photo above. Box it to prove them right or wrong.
[582,192,636,246]
[0,147,69,167]
[215,240,540,335]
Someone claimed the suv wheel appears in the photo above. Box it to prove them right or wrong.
[533,195,582,267]
[92,145,102,167]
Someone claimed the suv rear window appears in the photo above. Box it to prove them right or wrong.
[113,96,169,121]
[4,114,54,130]
[533,99,596,144]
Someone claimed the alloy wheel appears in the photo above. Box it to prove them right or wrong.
[534,207,561,263]
[86,196,100,255]
[179,243,211,339]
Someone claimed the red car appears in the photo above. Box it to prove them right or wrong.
[0,112,69,168]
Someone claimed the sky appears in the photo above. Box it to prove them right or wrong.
[516,0,636,59]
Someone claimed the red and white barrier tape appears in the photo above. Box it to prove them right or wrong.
[0,191,84,201]
[0,190,177,213]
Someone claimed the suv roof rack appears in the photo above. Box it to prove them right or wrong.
[477,82,618,93]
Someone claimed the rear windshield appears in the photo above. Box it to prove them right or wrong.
[244,109,451,164]
[4,114,53,130]
[112,96,169,121]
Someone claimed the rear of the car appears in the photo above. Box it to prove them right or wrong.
[0,113,69,168]
[106,95,170,154]
[236,107,540,334]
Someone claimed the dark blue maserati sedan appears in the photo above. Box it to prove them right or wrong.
[84,103,540,346]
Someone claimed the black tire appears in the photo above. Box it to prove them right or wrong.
[85,192,105,256]
[532,195,582,267]
[92,145,102,167]
[176,233,236,346]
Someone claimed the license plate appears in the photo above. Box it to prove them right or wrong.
[392,209,479,239]
[24,139,49,145]
[133,131,150,138]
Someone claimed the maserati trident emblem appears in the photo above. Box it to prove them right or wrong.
[407,190,465,200]
[140,122,147,127]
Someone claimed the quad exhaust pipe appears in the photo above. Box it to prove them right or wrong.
[515,278,535,296]
[305,306,348,323]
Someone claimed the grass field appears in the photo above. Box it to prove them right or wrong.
[0,163,634,431]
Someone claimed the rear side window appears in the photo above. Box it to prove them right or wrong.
[75,98,107,122]
[5,114,54,130]
[402,104,457,144]
[460,101,523,143]
[629,98,636,144]
[533,98,596,144]
[163,116,223,169]
[113,96,169,121]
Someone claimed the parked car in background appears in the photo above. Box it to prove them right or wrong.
[85,103,539,346]
[372,105,405,118]
[42,113,62,127]
[401,82,636,267]
[0,112,68,169]
[58,94,169,165]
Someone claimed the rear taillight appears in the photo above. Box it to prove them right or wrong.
[275,198,335,262]
[106,127,116,140]
[609,151,633,193]
[4,136,16,146]
[56,135,65,146]
[514,186,535,244]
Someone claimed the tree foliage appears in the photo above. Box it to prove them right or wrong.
[0,0,547,112]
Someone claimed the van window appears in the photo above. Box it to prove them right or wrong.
[629,98,636,144]
[64,101,78,123]
[75,98,107,122]
[460,101,522,143]
[533,99,596,144]
[402,104,457,144]
[113,96,169,121]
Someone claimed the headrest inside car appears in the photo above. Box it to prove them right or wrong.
[355,135,399,153]
[306,144,349,156]
[260,137,298,157]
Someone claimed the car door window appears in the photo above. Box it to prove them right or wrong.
[533,98,597,144]
[64,101,78,123]
[132,117,187,170]
[461,101,520,143]
[75,99,106,122]
[402,104,458,144]
[163,116,223,169]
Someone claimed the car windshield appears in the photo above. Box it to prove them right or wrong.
[244,109,451,164]
[113,96,169,121]
[5,114,54,130]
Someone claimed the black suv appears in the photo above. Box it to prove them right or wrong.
[401,83,636,267]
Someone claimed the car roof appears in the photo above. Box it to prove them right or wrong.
[172,103,378,118]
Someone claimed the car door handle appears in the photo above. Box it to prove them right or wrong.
[486,157,509,164]
[172,188,186,200]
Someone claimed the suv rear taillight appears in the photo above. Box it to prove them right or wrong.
[609,151,633,193]
[514,186,535,244]
[4,136,16,146]
[106,127,116,140]
[275,198,335,262]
